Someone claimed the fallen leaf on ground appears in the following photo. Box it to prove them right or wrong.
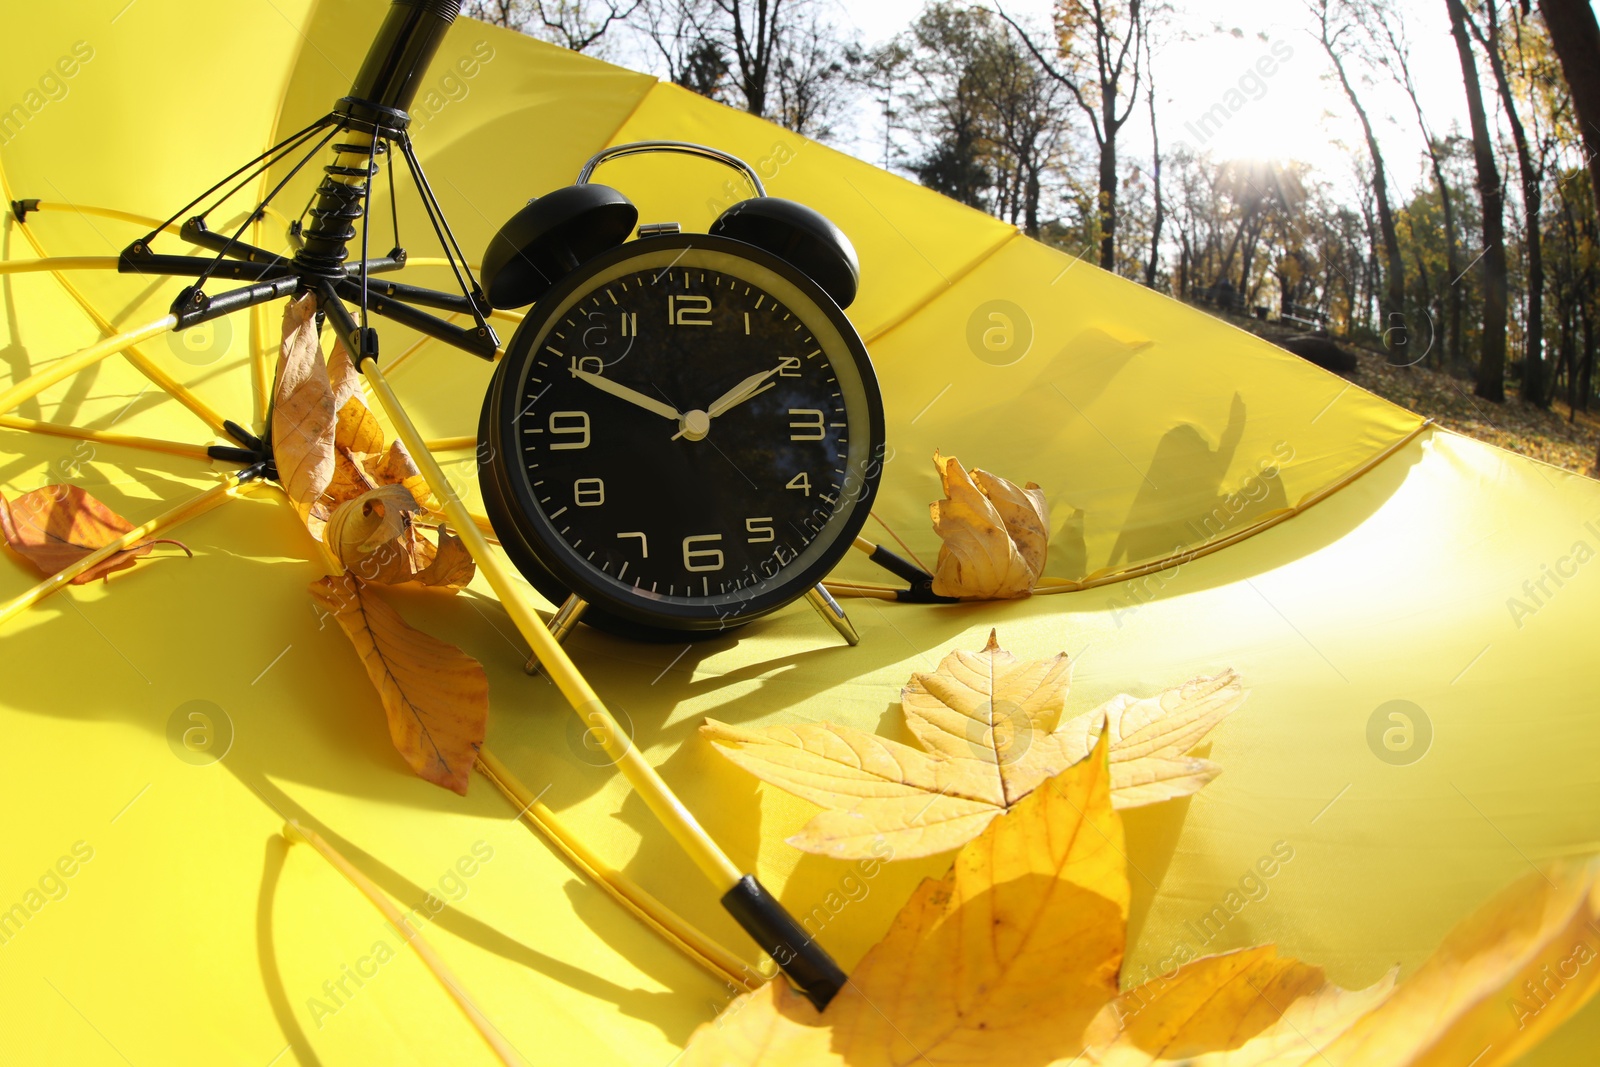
[680,731,1127,1067]
[0,485,189,583]
[273,292,336,536]
[701,630,1241,859]
[929,450,1049,598]
[310,574,487,794]
[682,729,1600,1067]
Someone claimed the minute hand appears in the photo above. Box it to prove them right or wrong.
[706,366,780,419]
[570,367,682,421]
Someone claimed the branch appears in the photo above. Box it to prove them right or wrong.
[992,4,1103,143]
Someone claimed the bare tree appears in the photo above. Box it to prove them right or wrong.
[772,13,849,139]
[466,0,638,53]
[996,0,1145,271]
[631,0,850,133]
[1470,2,1547,404]
[1313,0,1406,365]
[1446,0,1509,401]
[1360,2,1462,369]
[1141,18,1163,287]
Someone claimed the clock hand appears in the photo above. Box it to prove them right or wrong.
[706,366,781,419]
[570,367,682,422]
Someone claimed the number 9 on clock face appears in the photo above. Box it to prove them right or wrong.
[478,234,886,639]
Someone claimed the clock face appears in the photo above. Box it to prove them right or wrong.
[482,234,884,634]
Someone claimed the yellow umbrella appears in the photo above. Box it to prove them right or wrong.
[1,1,1596,1063]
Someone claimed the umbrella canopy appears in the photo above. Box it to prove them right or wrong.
[1,1,1597,1063]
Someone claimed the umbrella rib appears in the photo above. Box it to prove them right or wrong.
[284,820,528,1067]
[0,416,212,460]
[2,218,228,433]
[475,748,761,994]
[0,474,262,628]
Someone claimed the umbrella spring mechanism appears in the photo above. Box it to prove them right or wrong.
[295,142,384,278]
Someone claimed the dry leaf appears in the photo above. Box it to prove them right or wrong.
[273,292,336,536]
[325,486,474,589]
[363,439,431,509]
[328,337,364,416]
[929,450,1048,599]
[682,732,1600,1067]
[309,574,487,794]
[326,485,435,584]
[1319,855,1600,1067]
[680,731,1126,1067]
[413,526,476,588]
[701,630,1242,859]
[1088,946,1397,1065]
[0,485,189,583]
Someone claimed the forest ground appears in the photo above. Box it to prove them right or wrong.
[1214,309,1600,476]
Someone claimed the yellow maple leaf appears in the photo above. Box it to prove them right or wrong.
[681,737,1600,1067]
[701,630,1242,859]
[929,450,1049,598]
[681,731,1128,1067]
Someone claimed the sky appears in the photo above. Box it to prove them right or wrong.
[823,0,1483,205]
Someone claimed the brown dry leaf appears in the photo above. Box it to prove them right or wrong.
[325,486,474,589]
[1087,946,1396,1065]
[273,292,336,536]
[929,450,1048,599]
[363,439,431,508]
[328,337,364,415]
[679,731,1127,1067]
[701,630,1241,859]
[309,574,487,794]
[0,485,189,583]
[413,526,476,588]
[326,485,435,584]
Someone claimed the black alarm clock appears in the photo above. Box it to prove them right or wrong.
[477,141,885,642]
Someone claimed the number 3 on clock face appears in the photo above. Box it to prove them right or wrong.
[479,233,886,638]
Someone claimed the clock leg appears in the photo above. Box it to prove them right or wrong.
[805,584,859,646]
[524,593,589,674]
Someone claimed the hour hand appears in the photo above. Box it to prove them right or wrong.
[570,367,681,421]
[706,366,780,419]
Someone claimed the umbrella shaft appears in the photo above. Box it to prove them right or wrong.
[349,0,461,118]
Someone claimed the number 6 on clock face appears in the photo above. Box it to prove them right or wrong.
[480,233,885,638]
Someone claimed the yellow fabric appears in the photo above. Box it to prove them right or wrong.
[1,2,1596,1064]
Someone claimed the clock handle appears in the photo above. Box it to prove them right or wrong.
[805,585,860,646]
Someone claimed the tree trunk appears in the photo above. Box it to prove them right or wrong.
[1538,0,1600,219]
[1144,41,1163,288]
[1477,4,1546,404]
[1447,0,1509,401]
[1098,126,1117,272]
[1324,46,1407,363]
